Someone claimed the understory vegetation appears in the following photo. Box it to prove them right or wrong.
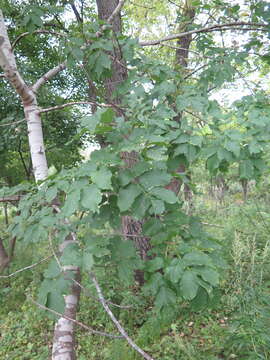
[1,177,270,360]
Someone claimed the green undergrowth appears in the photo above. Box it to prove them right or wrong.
[1,190,270,359]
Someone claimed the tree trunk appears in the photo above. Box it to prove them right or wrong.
[167,1,195,203]
[96,1,151,283]
[0,238,10,272]
[0,11,80,359]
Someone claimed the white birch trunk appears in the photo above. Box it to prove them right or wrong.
[0,9,79,359]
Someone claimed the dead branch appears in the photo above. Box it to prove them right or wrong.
[0,255,52,278]
[29,297,123,339]
[90,272,155,360]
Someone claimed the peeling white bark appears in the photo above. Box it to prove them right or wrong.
[0,9,80,359]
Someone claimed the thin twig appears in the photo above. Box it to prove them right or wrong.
[0,256,52,278]
[90,273,155,360]
[202,222,224,228]
[12,29,65,49]
[139,22,268,46]
[72,278,133,309]
[29,297,123,339]
[0,118,26,127]
[39,101,121,113]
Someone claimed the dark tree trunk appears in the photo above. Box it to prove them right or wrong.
[167,3,195,203]
[96,1,151,284]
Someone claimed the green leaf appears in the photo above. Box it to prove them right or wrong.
[180,270,199,300]
[82,252,94,271]
[196,268,219,286]
[146,257,164,272]
[142,218,163,236]
[165,259,184,283]
[149,187,178,204]
[117,184,142,212]
[44,260,61,279]
[150,198,165,215]
[155,286,177,309]
[60,243,82,267]
[206,154,219,173]
[183,252,212,267]
[91,167,112,189]
[139,170,171,189]
[62,189,81,216]
[224,139,240,157]
[81,184,102,212]
[239,160,254,180]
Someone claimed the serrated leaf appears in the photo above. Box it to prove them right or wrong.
[197,268,219,286]
[91,167,112,189]
[82,252,94,271]
[180,271,199,300]
[224,139,240,157]
[117,184,142,212]
[62,189,81,216]
[165,259,184,283]
[60,243,81,267]
[146,257,164,272]
[139,170,171,189]
[150,187,178,204]
[155,286,177,309]
[239,160,254,180]
[81,184,102,212]
[44,260,61,279]
[150,198,165,215]
[183,252,212,267]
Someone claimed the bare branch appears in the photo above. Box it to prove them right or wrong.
[29,297,123,339]
[0,256,52,278]
[11,29,65,49]
[32,62,66,93]
[90,273,155,360]
[107,0,126,24]
[0,195,22,202]
[39,101,122,113]
[71,277,133,309]
[0,118,26,127]
[139,22,268,46]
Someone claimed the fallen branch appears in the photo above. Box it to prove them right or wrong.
[90,272,155,360]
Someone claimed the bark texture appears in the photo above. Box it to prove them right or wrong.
[96,1,151,280]
[0,11,80,359]
[166,1,195,201]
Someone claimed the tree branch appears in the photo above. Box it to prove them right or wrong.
[107,0,126,24]
[0,195,22,202]
[139,22,268,46]
[29,297,123,339]
[11,29,65,49]
[0,255,51,278]
[90,272,155,360]
[32,62,66,93]
[39,101,122,113]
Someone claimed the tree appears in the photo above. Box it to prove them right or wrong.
[1,1,270,359]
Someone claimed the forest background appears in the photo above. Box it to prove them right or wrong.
[0,0,270,359]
